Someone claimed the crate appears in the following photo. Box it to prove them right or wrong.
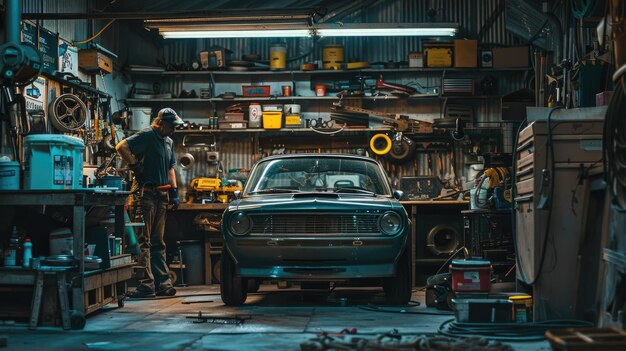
[78,49,113,73]
[546,328,626,351]
[242,85,270,97]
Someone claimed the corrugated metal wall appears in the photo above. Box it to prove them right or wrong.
[22,0,91,42]
[18,0,534,192]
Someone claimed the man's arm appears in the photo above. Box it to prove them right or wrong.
[169,168,177,188]
[115,139,137,165]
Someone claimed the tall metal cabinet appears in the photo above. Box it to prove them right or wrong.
[515,107,605,320]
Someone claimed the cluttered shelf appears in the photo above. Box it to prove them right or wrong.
[172,127,393,134]
[125,94,505,103]
[124,67,532,76]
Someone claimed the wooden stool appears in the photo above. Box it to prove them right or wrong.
[29,268,71,330]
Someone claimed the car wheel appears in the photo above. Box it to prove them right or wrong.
[247,279,260,293]
[383,246,412,305]
[220,248,248,306]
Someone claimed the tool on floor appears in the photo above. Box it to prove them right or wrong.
[187,311,252,324]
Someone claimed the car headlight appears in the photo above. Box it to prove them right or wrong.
[229,212,252,236]
[378,211,402,235]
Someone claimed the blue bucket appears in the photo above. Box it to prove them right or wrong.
[0,161,20,190]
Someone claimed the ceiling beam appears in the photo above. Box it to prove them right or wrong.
[21,8,319,20]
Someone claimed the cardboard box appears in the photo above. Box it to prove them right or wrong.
[454,40,477,68]
[492,46,529,68]
[78,49,113,73]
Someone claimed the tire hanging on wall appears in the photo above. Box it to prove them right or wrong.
[370,133,392,155]
[49,94,87,132]
[386,136,416,164]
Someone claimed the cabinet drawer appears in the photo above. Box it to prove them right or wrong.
[516,177,534,196]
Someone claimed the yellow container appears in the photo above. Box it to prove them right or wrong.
[284,114,302,128]
[323,44,344,70]
[425,48,453,67]
[262,111,283,129]
[270,43,287,70]
[509,295,533,323]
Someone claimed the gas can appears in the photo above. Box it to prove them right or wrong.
[249,103,262,128]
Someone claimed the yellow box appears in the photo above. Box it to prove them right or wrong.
[284,114,302,127]
[190,178,221,191]
[424,47,453,67]
[262,111,282,129]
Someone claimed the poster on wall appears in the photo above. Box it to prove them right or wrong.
[21,21,37,46]
[24,76,46,111]
[58,39,78,76]
[38,27,58,74]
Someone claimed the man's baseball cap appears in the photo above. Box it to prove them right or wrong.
[158,107,184,125]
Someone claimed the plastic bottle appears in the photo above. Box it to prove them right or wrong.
[4,227,19,267]
[22,239,32,268]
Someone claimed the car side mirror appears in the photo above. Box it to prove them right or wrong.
[393,190,404,200]
[234,190,242,199]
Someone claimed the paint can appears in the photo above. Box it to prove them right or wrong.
[509,294,533,322]
[270,43,287,70]
[248,103,262,128]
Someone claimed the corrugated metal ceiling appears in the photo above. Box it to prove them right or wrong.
[101,0,342,13]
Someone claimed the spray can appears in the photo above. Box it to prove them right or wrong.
[4,227,19,266]
[22,239,32,268]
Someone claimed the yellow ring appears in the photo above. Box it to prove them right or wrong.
[370,133,392,155]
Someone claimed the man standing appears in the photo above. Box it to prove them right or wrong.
[116,107,183,297]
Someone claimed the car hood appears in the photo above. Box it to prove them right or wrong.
[230,193,402,212]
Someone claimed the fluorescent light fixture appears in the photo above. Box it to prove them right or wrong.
[155,23,458,39]
[163,30,312,39]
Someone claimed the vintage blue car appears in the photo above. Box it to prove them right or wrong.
[220,154,412,305]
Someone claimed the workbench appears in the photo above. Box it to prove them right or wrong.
[0,189,131,326]
[174,203,228,285]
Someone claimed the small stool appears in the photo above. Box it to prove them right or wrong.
[29,268,71,330]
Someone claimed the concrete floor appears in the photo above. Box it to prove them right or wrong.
[0,285,551,351]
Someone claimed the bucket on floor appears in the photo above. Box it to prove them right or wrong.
[178,240,205,285]
[24,134,84,190]
[0,160,20,190]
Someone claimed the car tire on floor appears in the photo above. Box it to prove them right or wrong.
[383,246,412,305]
[220,249,248,306]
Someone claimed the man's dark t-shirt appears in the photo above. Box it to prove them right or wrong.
[126,126,175,186]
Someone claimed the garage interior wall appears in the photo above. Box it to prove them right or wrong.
[15,0,597,191]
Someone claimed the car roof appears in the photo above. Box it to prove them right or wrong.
[257,153,378,163]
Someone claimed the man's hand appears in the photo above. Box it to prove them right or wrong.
[129,162,144,181]
[168,187,181,210]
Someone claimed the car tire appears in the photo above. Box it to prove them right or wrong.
[383,246,412,305]
[220,249,248,306]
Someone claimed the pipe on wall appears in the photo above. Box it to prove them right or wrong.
[6,0,22,44]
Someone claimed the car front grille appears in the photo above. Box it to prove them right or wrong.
[248,214,381,236]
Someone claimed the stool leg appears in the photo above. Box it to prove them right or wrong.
[29,272,44,330]
[57,272,71,330]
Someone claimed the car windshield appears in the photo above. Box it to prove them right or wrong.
[245,156,392,196]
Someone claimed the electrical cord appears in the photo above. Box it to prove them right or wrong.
[358,303,454,316]
[73,19,116,45]
[438,318,593,342]
[512,107,562,286]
